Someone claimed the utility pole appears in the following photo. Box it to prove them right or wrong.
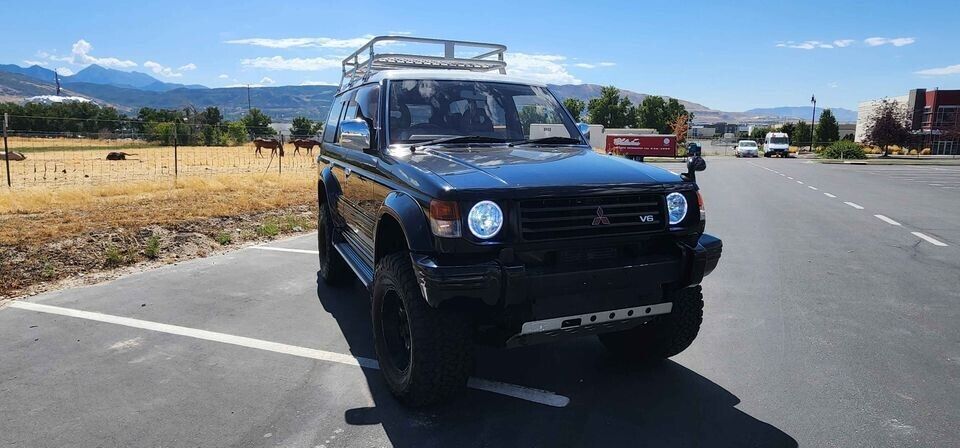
[810,94,817,151]
[54,70,61,96]
[3,113,10,187]
[247,85,252,112]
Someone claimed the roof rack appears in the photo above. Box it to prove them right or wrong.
[339,36,507,92]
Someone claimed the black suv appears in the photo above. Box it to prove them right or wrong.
[316,37,722,406]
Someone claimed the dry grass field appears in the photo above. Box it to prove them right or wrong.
[2,136,317,187]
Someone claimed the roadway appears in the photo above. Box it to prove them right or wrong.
[1,157,957,447]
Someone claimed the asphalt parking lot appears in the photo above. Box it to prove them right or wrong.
[2,158,958,447]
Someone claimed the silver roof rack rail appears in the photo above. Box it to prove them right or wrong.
[339,36,507,92]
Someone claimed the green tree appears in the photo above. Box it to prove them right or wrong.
[636,96,667,132]
[864,99,910,157]
[587,86,636,128]
[794,120,812,144]
[816,109,840,143]
[562,98,585,122]
[241,108,276,138]
[779,122,796,140]
[291,116,321,138]
[225,121,249,145]
[750,126,771,140]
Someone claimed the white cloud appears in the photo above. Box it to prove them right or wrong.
[574,63,596,69]
[226,35,376,49]
[218,74,229,79]
[598,62,616,67]
[865,37,915,47]
[573,61,616,69]
[178,63,197,71]
[914,64,960,76]
[240,55,341,71]
[776,40,834,50]
[388,31,413,36]
[505,53,580,84]
[828,81,839,88]
[833,39,855,48]
[259,76,275,85]
[301,80,337,86]
[50,39,137,68]
[23,60,47,66]
[55,67,74,76]
[143,60,186,78]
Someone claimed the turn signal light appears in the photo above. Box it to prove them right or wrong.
[429,200,461,238]
[697,191,706,221]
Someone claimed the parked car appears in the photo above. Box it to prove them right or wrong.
[316,36,723,406]
[764,132,790,158]
[735,140,759,157]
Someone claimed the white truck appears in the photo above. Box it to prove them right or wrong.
[764,132,790,158]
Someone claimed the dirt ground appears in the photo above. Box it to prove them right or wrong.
[0,173,318,298]
[2,136,317,187]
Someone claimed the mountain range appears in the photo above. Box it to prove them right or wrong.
[0,63,857,123]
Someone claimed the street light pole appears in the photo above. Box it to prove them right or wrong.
[810,95,817,152]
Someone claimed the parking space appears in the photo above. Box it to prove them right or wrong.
[862,165,960,191]
[3,158,960,447]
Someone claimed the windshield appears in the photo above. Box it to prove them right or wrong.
[770,137,789,144]
[387,80,580,145]
[739,141,757,147]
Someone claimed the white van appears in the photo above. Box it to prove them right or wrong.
[764,132,790,158]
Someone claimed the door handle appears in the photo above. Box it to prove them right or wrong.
[344,167,352,178]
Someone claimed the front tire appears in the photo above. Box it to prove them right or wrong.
[372,252,474,407]
[318,201,351,286]
[598,285,704,361]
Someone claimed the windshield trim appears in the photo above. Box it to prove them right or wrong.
[384,78,584,147]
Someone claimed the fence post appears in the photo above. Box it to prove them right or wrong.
[3,113,10,187]
[278,132,283,175]
[172,124,178,178]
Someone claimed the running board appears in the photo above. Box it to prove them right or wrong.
[333,242,374,288]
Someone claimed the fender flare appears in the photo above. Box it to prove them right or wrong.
[375,191,433,262]
[318,165,341,207]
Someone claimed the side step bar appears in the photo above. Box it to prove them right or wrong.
[333,242,374,288]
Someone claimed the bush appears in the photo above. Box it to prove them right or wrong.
[144,236,161,259]
[821,141,866,159]
[215,231,232,245]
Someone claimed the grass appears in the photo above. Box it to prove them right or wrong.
[0,172,316,247]
[144,236,161,259]
[215,231,232,245]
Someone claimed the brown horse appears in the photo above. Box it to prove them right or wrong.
[253,138,284,158]
[106,151,135,160]
[0,151,26,161]
[290,138,320,156]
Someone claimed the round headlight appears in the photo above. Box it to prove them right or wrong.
[467,200,503,239]
[666,192,688,225]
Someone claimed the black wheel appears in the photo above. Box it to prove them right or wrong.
[372,252,474,407]
[598,285,703,361]
[318,201,351,286]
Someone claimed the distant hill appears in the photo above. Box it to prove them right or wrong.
[0,71,88,103]
[0,63,206,93]
[742,106,857,123]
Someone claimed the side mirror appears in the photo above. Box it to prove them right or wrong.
[577,122,590,140]
[681,155,706,182]
[339,118,372,152]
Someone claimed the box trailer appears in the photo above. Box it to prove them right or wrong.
[605,134,678,161]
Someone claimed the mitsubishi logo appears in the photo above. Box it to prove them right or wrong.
[592,207,610,226]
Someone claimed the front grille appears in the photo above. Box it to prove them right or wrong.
[518,194,665,240]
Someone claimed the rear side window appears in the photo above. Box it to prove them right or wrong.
[322,94,348,143]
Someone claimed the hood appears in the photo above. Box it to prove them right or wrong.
[401,145,681,194]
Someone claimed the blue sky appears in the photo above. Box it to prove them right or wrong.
[5,0,959,111]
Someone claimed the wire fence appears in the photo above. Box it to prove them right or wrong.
[1,114,321,189]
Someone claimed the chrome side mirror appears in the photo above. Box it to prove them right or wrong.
[339,118,372,152]
[577,122,590,140]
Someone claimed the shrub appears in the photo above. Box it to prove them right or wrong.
[215,231,232,245]
[821,141,866,159]
[256,222,280,237]
[144,236,161,259]
[104,245,124,266]
[921,148,931,155]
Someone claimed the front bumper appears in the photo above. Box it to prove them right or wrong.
[411,233,722,345]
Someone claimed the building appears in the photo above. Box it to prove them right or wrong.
[856,88,960,154]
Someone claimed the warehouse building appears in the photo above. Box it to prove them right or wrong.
[856,88,960,154]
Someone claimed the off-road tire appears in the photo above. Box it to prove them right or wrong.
[317,201,352,286]
[372,252,474,407]
[598,285,704,361]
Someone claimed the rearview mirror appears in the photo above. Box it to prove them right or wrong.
[577,122,590,140]
[339,118,372,152]
[681,155,706,182]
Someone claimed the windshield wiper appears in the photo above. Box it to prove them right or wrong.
[508,136,582,147]
[410,135,507,151]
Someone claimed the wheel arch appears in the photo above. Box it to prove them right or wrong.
[375,192,433,263]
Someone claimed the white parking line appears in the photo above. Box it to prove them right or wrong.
[8,301,570,408]
[824,193,837,198]
[251,246,320,255]
[796,180,804,184]
[874,215,902,226]
[844,202,864,210]
[779,173,786,176]
[808,186,818,190]
[787,177,794,180]
[911,232,949,247]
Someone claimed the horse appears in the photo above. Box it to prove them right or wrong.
[106,151,134,160]
[0,151,26,161]
[253,138,284,158]
[290,138,320,156]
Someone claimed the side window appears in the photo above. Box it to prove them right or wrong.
[354,84,381,131]
[336,91,358,143]
[323,94,348,143]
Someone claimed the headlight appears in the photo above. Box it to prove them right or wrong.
[666,192,688,225]
[467,200,503,239]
